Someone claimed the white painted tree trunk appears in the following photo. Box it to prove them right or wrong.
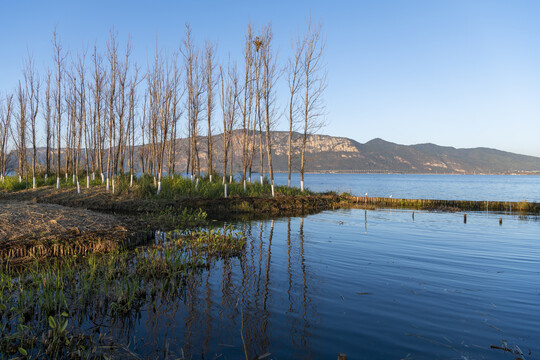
[222,175,226,185]
[65,173,68,181]
[209,174,212,182]
[18,175,22,183]
[77,181,81,194]
[243,179,246,192]
[32,177,36,189]
[130,174,133,187]
[157,181,161,195]
[301,180,304,192]
[106,177,110,191]
[224,183,227,198]
[92,172,95,180]
[44,174,47,180]
[100,173,104,183]
[86,176,90,188]
[56,177,60,189]
[271,184,275,197]
[288,178,291,187]
[260,175,263,185]
[72,174,76,183]
[153,176,156,186]
[195,177,199,190]
[229,175,232,183]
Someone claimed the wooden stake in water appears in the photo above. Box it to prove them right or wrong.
[464,213,467,224]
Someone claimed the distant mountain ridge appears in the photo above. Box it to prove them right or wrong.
[162,131,540,175]
[22,131,540,175]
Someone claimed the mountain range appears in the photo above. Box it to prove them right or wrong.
[158,131,540,175]
[17,131,540,175]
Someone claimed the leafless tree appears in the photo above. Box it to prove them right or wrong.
[91,43,105,182]
[167,57,182,178]
[203,40,217,182]
[74,50,87,193]
[287,34,305,187]
[127,65,140,186]
[24,55,40,188]
[0,95,13,182]
[182,24,203,180]
[260,24,279,197]
[43,71,52,178]
[106,30,118,191]
[219,62,238,194]
[13,81,27,183]
[300,19,327,191]
[52,29,66,189]
[239,25,254,191]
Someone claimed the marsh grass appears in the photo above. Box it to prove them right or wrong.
[0,173,312,199]
[0,224,245,359]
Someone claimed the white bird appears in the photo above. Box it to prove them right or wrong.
[365,192,368,196]
[389,195,392,198]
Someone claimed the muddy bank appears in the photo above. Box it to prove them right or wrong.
[0,200,143,263]
[0,186,346,221]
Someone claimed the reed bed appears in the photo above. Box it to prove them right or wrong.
[344,196,540,214]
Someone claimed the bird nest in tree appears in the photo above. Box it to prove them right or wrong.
[0,201,132,263]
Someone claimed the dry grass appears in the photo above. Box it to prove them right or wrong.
[0,200,132,263]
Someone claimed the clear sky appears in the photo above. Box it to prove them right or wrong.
[1,0,539,157]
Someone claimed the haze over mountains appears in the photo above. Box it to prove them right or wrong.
[23,131,540,175]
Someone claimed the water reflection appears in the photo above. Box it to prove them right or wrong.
[62,210,539,359]
[139,217,316,359]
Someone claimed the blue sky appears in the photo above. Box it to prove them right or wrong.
[1,0,539,156]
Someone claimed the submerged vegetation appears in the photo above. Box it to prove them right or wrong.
[0,224,245,359]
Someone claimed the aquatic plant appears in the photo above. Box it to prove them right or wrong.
[0,224,245,358]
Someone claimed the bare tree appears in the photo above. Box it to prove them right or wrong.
[182,24,203,180]
[52,29,66,189]
[300,19,327,192]
[167,57,182,178]
[74,50,87,193]
[219,63,238,195]
[24,55,40,188]
[106,30,118,192]
[239,25,254,191]
[203,41,217,182]
[287,35,305,187]
[127,65,140,186]
[43,71,52,178]
[0,95,13,182]
[252,35,265,185]
[260,24,279,197]
[13,81,27,183]
[91,43,105,182]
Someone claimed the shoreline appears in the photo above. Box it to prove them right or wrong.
[2,185,538,262]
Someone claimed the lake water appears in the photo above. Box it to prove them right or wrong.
[121,209,539,359]
[271,173,540,202]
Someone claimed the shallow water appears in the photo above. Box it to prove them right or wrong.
[271,173,540,202]
[119,209,540,359]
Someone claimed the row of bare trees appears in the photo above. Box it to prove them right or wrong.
[0,20,325,196]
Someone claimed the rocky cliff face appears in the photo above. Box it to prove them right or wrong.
[163,131,540,174]
[26,131,540,175]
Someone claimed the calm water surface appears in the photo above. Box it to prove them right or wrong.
[271,173,540,202]
[119,210,539,359]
